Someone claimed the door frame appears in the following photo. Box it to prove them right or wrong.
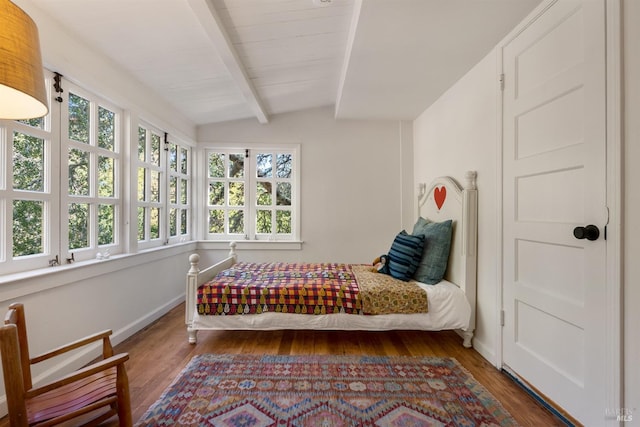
[495,0,622,419]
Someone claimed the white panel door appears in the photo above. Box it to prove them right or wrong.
[502,0,609,424]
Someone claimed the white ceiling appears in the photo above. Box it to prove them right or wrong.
[21,0,541,125]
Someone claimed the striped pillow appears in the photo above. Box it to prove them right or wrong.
[386,231,425,281]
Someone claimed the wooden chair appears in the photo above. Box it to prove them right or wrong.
[0,303,132,426]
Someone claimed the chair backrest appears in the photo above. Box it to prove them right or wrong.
[1,303,132,427]
[0,303,31,425]
[3,303,32,389]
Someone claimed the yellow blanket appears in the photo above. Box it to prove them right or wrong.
[352,265,428,315]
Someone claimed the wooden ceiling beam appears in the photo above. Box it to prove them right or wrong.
[188,0,269,124]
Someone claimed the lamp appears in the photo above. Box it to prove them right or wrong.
[0,0,48,119]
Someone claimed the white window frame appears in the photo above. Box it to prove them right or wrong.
[0,69,197,276]
[0,71,59,273]
[167,139,191,244]
[136,122,166,250]
[135,120,192,250]
[1,71,126,273]
[203,144,300,242]
[60,81,123,262]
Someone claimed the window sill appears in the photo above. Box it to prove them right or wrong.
[0,242,197,301]
[196,240,303,251]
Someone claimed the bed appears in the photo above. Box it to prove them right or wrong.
[186,171,478,347]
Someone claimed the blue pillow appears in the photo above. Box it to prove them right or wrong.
[412,219,453,284]
[385,231,425,281]
[412,217,431,235]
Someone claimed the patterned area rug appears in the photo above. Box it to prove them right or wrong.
[136,354,519,426]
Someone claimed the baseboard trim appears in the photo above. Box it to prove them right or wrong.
[502,367,580,426]
[110,295,185,347]
[469,337,496,366]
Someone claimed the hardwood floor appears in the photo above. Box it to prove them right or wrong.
[0,303,565,426]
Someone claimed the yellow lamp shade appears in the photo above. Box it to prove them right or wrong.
[0,0,48,119]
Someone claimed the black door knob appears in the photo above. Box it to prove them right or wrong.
[573,225,600,241]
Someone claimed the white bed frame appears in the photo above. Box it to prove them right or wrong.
[186,171,478,347]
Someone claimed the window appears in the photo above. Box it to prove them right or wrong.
[1,71,197,275]
[1,108,58,273]
[1,73,124,272]
[136,124,163,247]
[206,146,298,241]
[168,141,191,243]
[61,83,122,261]
[137,122,191,249]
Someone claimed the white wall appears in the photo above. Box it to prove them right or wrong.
[413,51,500,362]
[622,0,640,416]
[197,107,410,265]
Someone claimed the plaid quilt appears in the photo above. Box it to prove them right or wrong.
[197,263,363,316]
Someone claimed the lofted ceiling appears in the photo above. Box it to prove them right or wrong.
[19,0,541,125]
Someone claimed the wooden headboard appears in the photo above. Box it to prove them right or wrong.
[417,171,478,335]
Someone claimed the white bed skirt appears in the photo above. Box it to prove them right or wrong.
[191,280,471,332]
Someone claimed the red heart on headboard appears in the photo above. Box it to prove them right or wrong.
[434,186,446,210]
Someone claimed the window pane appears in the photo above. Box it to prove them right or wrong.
[98,106,115,150]
[151,133,161,166]
[180,179,188,204]
[276,210,291,234]
[256,182,272,206]
[228,182,244,206]
[169,143,177,172]
[228,154,244,178]
[138,127,146,161]
[228,210,244,234]
[209,209,224,233]
[169,176,177,204]
[169,208,177,237]
[98,204,115,245]
[256,209,272,234]
[12,200,43,257]
[150,207,160,239]
[69,148,90,196]
[98,156,114,197]
[257,153,272,178]
[180,148,188,174]
[180,210,187,235]
[13,132,44,192]
[209,182,224,206]
[209,153,224,178]
[17,117,44,129]
[276,154,292,178]
[150,171,160,202]
[137,207,146,241]
[137,168,146,201]
[276,182,291,206]
[68,203,89,249]
[68,93,90,144]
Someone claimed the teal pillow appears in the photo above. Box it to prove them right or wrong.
[412,217,431,235]
[412,219,453,284]
[385,231,425,281]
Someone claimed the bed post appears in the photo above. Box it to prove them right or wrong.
[186,253,200,344]
[229,241,237,262]
[461,170,478,348]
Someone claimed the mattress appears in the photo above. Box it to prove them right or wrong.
[191,279,471,332]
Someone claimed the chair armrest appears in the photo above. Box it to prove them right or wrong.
[30,330,114,364]
[26,353,129,398]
